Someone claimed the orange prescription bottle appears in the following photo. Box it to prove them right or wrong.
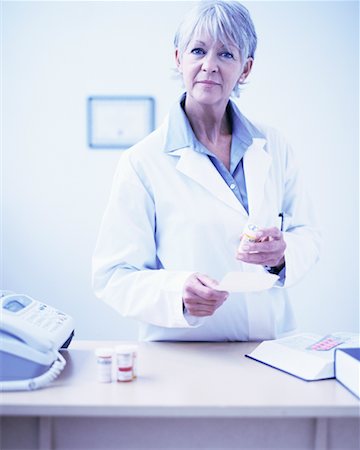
[238,224,260,252]
[115,345,134,382]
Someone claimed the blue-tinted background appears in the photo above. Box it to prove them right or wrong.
[2,1,358,339]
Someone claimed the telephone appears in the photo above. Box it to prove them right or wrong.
[0,291,75,391]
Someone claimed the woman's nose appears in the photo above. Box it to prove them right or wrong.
[201,53,218,72]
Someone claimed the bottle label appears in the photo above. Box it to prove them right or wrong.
[97,358,112,365]
[96,361,112,383]
[117,367,133,382]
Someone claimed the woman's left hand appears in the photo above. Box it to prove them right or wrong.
[236,227,286,268]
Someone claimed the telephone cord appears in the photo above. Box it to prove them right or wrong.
[0,351,66,391]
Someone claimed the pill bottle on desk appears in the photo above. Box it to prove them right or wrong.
[95,347,113,383]
[116,345,135,382]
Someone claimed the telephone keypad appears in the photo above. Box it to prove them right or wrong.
[25,304,69,334]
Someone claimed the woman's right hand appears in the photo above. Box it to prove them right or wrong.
[182,273,229,317]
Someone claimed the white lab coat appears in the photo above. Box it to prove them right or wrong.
[92,113,321,341]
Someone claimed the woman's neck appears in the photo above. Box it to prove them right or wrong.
[184,98,231,145]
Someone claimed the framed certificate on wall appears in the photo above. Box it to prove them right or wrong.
[87,96,155,149]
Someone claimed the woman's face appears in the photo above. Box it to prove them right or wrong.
[176,34,252,109]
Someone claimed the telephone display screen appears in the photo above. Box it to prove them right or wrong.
[3,300,26,313]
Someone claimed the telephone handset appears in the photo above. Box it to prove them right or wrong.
[0,291,75,391]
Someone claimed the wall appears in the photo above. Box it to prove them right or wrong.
[2,0,358,339]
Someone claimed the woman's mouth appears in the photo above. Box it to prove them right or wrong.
[196,80,220,85]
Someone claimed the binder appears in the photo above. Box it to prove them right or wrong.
[335,347,360,398]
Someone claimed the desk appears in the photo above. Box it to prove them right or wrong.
[1,341,359,449]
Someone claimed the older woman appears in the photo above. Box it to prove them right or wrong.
[92,1,320,341]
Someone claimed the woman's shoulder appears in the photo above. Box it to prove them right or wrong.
[251,120,292,148]
[250,122,295,167]
[116,120,172,183]
[119,120,168,166]
[230,101,292,150]
[131,121,167,154]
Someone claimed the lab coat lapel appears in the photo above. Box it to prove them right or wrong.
[174,147,247,215]
[243,138,271,219]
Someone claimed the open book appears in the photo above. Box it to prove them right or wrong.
[246,332,360,381]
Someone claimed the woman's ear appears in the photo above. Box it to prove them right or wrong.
[175,49,182,72]
[238,58,253,83]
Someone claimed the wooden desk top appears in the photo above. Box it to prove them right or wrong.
[1,340,359,418]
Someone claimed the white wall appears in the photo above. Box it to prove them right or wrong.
[2,0,358,339]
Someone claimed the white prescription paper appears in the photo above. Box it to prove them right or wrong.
[215,271,279,292]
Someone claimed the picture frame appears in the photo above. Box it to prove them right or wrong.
[87,96,155,149]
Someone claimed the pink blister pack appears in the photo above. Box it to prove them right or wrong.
[307,334,345,351]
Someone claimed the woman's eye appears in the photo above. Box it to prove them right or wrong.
[191,48,205,55]
[221,51,234,59]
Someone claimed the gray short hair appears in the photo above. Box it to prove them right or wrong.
[174,0,257,64]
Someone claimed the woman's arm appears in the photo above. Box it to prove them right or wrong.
[92,150,196,328]
[236,132,321,287]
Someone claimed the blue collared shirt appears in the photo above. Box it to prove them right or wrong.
[164,93,264,213]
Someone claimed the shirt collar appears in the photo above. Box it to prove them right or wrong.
[164,93,193,153]
[164,93,265,154]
